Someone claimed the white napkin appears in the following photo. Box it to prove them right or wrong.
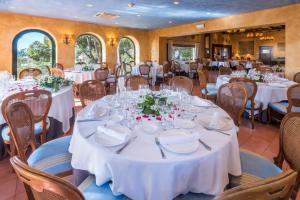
[208,112,221,129]
[97,126,129,142]
[193,97,211,107]
[159,132,199,145]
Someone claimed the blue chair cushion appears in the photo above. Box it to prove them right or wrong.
[1,117,50,142]
[245,100,262,109]
[206,83,217,91]
[27,136,72,175]
[175,193,214,200]
[78,175,127,200]
[201,88,217,97]
[230,149,282,187]
[268,101,288,114]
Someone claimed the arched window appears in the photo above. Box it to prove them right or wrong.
[75,34,102,65]
[118,37,136,64]
[12,29,56,77]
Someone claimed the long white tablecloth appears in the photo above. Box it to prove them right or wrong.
[216,75,296,110]
[69,93,241,200]
[0,86,74,132]
[64,70,95,84]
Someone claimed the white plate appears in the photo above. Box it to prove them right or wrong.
[86,106,107,119]
[158,129,199,154]
[109,114,124,123]
[174,118,196,129]
[192,98,212,107]
[198,116,232,131]
[185,106,202,113]
[140,121,160,134]
[93,124,132,147]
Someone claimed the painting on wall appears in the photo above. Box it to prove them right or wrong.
[239,41,254,55]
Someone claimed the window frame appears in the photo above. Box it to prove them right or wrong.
[118,37,136,64]
[12,29,56,77]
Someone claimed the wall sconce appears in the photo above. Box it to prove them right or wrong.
[108,37,116,47]
[63,34,74,45]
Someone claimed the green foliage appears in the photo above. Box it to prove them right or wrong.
[75,35,102,64]
[119,38,135,64]
[17,35,53,77]
[173,46,194,61]
[137,94,167,116]
[38,75,73,92]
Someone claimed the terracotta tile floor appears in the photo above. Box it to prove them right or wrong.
[0,78,299,200]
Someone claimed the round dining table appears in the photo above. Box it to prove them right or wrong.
[64,69,95,84]
[0,80,74,133]
[69,91,241,200]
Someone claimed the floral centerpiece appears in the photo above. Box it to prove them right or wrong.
[247,69,264,82]
[38,75,73,92]
[81,65,94,71]
[137,94,168,116]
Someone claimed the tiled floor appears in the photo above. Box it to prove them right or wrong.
[0,77,299,200]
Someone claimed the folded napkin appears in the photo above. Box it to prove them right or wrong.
[158,132,199,145]
[97,126,129,142]
[207,112,222,129]
[193,97,211,107]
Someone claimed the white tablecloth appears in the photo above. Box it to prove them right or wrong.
[216,75,296,110]
[0,86,74,132]
[69,93,241,200]
[131,64,163,86]
[64,70,95,84]
[209,61,230,68]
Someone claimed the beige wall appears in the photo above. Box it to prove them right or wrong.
[149,3,300,79]
[0,12,150,72]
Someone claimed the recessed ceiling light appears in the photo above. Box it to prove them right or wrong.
[128,2,135,8]
[173,1,180,5]
[115,22,119,24]
[74,16,79,19]
[85,3,93,7]
[206,12,211,15]
[169,21,173,24]
[137,14,141,17]
[9,6,15,9]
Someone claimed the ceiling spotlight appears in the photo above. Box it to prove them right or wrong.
[137,14,141,17]
[173,1,180,5]
[169,21,173,24]
[85,3,93,7]
[206,12,211,15]
[128,2,135,8]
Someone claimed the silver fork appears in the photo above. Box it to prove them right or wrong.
[85,131,96,139]
[116,136,138,154]
[203,126,231,136]
[155,138,166,159]
[198,138,212,151]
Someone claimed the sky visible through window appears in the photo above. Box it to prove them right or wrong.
[17,32,45,49]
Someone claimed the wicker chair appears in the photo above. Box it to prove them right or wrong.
[106,64,120,93]
[215,169,297,200]
[219,67,232,75]
[198,69,217,101]
[1,90,52,146]
[79,80,106,107]
[123,62,132,75]
[189,62,199,78]
[172,61,182,74]
[50,68,65,78]
[268,84,300,123]
[94,68,110,92]
[139,64,151,84]
[294,72,300,83]
[229,78,262,129]
[125,75,148,91]
[169,76,193,95]
[157,61,173,85]
[6,102,72,177]
[217,83,247,127]
[274,112,300,199]
[53,63,64,70]
[45,66,51,75]
[10,156,126,200]
[19,68,42,79]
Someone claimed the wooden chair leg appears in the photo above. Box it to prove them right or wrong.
[251,107,255,129]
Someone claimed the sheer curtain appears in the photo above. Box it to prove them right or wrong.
[167,40,173,61]
[194,42,200,60]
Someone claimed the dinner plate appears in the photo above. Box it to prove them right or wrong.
[174,118,196,129]
[86,106,107,119]
[158,129,199,154]
[198,116,232,131]
[93,124,132,147]
[140,121,160,134]
[192,98,212,107]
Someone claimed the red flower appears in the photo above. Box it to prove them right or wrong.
[156,117,162,121]
[143,114,149,118]
[136,116,142,121]
[148,118,151,121]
